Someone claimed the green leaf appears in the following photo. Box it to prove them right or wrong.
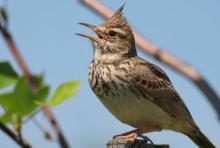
[0,112,12,124]
[48,81,80,107]
[0,61,19,88]
[13,77,49,115]
[0,62,17,77]
[0,7,8,24]
[0,76,49,124]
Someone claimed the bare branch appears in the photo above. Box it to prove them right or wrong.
[43,106,69,148]
[0,121,31,148]
[79,0,220,120]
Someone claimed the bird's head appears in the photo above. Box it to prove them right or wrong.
[77,5,137,63]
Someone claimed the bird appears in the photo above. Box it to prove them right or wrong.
[76,5,215,148]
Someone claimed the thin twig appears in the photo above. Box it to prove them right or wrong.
[31,117,53,140]
[0,22,69,148]
[0,121,31,148]
[79,0,220,120]
[43,106,68,148]
[0,23,33,84]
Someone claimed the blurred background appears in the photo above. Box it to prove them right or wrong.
[0,0,220,147]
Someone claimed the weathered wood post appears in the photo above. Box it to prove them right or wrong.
[106,139,169,148]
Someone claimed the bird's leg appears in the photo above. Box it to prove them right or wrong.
[113,127,161,142]
[138,127,162,144]
[113,129,140,142]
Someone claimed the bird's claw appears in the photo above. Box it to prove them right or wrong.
[138,135,154,144]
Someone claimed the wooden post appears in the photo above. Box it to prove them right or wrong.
[107,139,169,148]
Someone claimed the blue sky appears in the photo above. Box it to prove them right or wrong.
[0,0,220,147]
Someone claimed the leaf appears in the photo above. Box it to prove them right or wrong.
[13,77,49,115]
[48,81,80,107]
[0,61,19,88]
[0,62,17,77]
[0,76,49,124]
[0,112,11,124]
[0,7,8,24]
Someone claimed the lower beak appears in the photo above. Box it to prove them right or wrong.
[76,22,102,43]
[76,33,101,43]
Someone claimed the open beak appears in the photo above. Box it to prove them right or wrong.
[76,23,103,43]
[76,33,101,43]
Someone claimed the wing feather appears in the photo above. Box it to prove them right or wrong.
[132,58,194,121]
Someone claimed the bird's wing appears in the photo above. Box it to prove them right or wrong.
[132,58,194,121]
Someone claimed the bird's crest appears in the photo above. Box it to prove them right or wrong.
[103,4,132,34]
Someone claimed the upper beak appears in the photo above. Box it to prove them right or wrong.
[78,23,97,31]
[76,22,102,43]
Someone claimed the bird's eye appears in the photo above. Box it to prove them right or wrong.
[108,30,117,37]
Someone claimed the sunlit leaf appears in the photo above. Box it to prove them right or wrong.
[0,61,19,88]
[48,81,80,107]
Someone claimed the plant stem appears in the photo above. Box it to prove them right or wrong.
[0,22,69,148]
[0,121,31,148]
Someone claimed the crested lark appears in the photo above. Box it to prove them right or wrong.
[77,5,215,148]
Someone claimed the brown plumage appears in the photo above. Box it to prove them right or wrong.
[77,5,215,148]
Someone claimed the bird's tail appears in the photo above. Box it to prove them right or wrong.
[184,128,215,148]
